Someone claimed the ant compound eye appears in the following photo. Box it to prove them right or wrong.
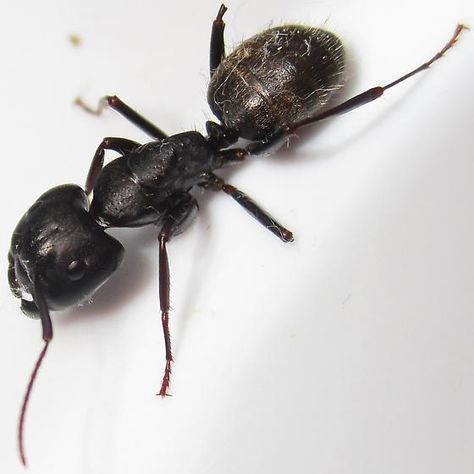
[66,260,87,281]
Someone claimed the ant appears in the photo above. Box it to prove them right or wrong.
[8,3,466,466]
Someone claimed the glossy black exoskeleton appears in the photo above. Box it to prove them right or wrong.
[9,185,124,325]
[208,25,345,141]
[10,3,465,466]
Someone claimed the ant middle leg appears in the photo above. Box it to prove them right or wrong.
[157,193,199,397]
[202,172,294,243]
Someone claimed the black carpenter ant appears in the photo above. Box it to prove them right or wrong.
[9,3,466,466]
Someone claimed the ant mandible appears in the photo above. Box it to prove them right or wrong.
[9,3,466,466]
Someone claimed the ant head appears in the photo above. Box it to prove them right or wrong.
[11,184,124,312]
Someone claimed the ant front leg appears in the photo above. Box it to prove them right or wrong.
[209,4,227,77]
[105,96,168,139]
[85,137,141,195]
[76,95,168,140]
[157,194,199,397]
[247,24,467,155]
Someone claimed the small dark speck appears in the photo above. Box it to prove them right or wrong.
[69,34,82,47]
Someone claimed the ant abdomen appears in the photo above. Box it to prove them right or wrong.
[208,26,345,140]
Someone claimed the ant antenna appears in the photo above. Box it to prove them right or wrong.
[18,280,53,466]
[18,340,50,467]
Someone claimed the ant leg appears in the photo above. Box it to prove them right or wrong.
[202,173,294,242]
[157,194,199,397]
[105,96,168,139]
[210,4,227,77]
[75,95,168,140]
[247,24,467,155]
[86,137,141,195]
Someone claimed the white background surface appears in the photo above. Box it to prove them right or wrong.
[1,0,473,473]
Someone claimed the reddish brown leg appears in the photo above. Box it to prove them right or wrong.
[202,173,294,243]
[296,24,467,127]
[157,194,198,396]
[158,233,172,397]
